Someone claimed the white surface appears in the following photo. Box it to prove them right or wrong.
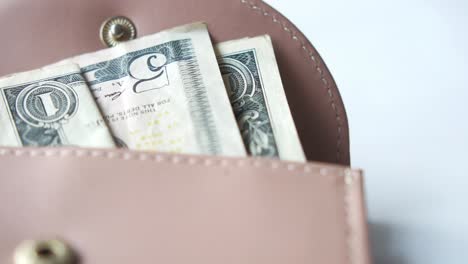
[264,0,468,263]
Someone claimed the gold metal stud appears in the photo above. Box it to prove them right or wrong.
[14,239,76,264]
[100,16,137,47]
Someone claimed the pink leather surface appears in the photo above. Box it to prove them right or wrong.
[0,0,350,165]
[0,147,369,264]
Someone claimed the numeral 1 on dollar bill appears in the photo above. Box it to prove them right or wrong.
[216,35,305,161]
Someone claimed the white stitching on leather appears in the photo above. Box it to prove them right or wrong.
[188,157,198,165]
[253,160,263,167]
[344,169,358,264]
[287,164,296,171]
[154,155,166,162]
[320,167,328,176]
[239,0,343,163]
[0,147,360,264]
[0,145,360,264]
[203,158,214,166]
[236,159,247,167]
[0,147,351,176]
[220,159,229,167]
[271,162,280,169]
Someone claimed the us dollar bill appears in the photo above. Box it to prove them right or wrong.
[55,23,246,156]
[0,64,116,147]
[216,35,305,161]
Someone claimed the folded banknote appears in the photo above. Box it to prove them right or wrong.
[216,35,305,161]
[0,22,305,161]
[54,22,247,157]
[0,64,115,147]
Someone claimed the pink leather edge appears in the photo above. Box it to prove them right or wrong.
[0,146,369,264]
[250,0,350,165]
[346,171,372,264]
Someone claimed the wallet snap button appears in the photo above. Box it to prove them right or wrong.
[100,16,137,47]
[14,239,76,264]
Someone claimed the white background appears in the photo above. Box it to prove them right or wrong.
[264,0,468,263]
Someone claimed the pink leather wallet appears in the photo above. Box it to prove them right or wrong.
[0,148,370,264]
[0,0,370,263]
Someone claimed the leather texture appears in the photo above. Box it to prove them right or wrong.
[0,147,370,264]
[0,0,350,165]
[0,1,368,263]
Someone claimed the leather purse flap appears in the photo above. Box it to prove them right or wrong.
[0,148,369,264]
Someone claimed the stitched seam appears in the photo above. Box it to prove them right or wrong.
[0,146,355,262]
[0,148,347,176]
[239,0,343,163]
[239,1,351,261]
[344,170,358,264]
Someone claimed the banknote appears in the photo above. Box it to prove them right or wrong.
[0,64,116,147]
[216,35,305,161]
[55,23,246,156]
